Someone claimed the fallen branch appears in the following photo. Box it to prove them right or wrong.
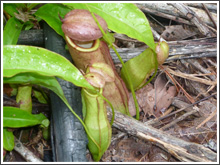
[137,4,192,26]
[168,3,213,37]
[110,37,217,63]
[107,108,217,162]
[136,3,217,28]
[185,3,217,13]
[14,137,43,162]
[166,52,217,62]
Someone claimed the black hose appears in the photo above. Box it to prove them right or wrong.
[43,23,88,162]
[17,29,44,47]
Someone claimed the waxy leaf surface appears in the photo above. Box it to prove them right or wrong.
[3,106,49,128]
[3,45,94,90]
[3,17,23,45]
[3,128,14,151]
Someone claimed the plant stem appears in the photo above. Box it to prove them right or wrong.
[111,46,139,120]
[97,92,115,126]
[86,5,140,120]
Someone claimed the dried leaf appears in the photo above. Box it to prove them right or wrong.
[161,25,197,41]
[102,137,151,162]
[129,83,154,116]
[3,84,17,97]
[14,9,36,23]
[148,74,177,117]
[129,73,176,117]
[148,145,170,162]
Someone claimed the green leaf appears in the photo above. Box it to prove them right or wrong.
[4,73,62,97]
[34,3,71,38]
[24,21,34,30]
[103,31,115,44]
[4,72,68,108]
[3,73,80,128]
[3,106,49,128]
[33,90,48,104]
[42,127,49,140]
[26,3,40,11]
[3,49,101,150]
[3,72,83,128]
[3,75,100,151]
[3,128,14,151]
[3,3,19,17]
[3,17,24,45]
[121,48,155,90]
[33,113,50,128]
[16,85,32,113]
[64,3,155,50]
[3,45,94,90]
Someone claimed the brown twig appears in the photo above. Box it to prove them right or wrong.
[165,67,217,86]
[147,13,166,29]
[196,108,217,129]
[160,106,175,118]
[3,10,11,20]
[180,59,214,98]
[151,27,166,42]
[160,65,195,103]
[166,93,216,119]
[201,85,216,97]
[160,106,199,131]
[202,3,217,29]
[147,93,216,126]
[159,65,179,93]
[186,59,216,81]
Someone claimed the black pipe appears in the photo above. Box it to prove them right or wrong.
[17,29,44,47]
[43,23,88,162]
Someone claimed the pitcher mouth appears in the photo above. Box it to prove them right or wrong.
[65,35,100,52]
